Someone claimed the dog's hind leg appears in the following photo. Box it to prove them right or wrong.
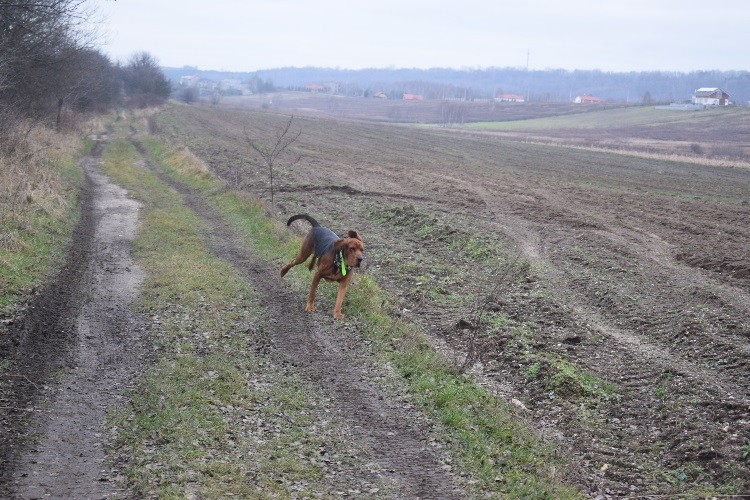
[280,236,314,277]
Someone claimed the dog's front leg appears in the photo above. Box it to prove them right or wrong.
[305,273,323,312]
[332,279,350,319]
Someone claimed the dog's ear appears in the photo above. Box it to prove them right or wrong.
[348,230,361,241]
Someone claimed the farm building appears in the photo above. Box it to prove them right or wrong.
[574,94,602,104]
[495,93,526,103]
[403,93,424,101]
[692,87,730,106]
[305,82,339,93]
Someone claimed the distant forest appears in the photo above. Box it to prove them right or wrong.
[163,66,750,105]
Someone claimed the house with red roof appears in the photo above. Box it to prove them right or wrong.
[574,94,602,104]
[692,88,730,106]
[306,83,326,92]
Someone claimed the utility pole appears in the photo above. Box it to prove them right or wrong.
[526,50,530,102]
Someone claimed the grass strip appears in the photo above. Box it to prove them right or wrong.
[0,140,86,316]
[101,137,379,497]
[140,131,581,498]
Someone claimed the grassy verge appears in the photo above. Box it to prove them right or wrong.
[0,130,87,316]
[136,131,581,497]
[101,138,381,497]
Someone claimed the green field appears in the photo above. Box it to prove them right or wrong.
[468,104,746,130]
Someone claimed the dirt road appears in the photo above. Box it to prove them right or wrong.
[1,140,148,498]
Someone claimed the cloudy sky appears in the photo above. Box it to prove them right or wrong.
[96,0,749,73]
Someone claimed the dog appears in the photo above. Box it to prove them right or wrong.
[280,214,364,319]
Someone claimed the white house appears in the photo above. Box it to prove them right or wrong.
[692,88,730,106]
[495,93,526,103]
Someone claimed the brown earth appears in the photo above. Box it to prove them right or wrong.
[220,92,611,124]
[153,102,750,497]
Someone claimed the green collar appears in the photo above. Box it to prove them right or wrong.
[339,250,347,276]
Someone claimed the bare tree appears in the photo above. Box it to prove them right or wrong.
[0,1,96,110]
[0,0,118,131]
[180,86,200,104]
[121,51,171,108]
[457,254,525,374]
[72,49,120,113]
[438,101,466,127]
[49,46,119,128]
[244,115,302,210]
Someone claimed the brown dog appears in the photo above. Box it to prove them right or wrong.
[280,214,364,318]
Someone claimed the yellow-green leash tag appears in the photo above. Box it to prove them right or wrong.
[339,251,347,276]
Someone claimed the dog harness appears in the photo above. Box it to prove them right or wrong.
[313,226,338,258]
[313,226,347,276]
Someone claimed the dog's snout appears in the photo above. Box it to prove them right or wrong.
[356,255,364,267]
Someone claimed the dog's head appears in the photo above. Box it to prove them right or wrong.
[337,230,365,269]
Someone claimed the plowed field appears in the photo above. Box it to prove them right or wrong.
[152,102,750,497]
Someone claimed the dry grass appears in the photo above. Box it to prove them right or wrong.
[164,144,213,179]
[0,125,81,249]
[0,121,88,315]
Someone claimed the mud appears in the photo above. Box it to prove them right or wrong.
[2,128,466,498]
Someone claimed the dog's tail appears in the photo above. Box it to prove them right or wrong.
[286,214,320,227]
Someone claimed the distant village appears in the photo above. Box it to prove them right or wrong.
[176,73,735,108]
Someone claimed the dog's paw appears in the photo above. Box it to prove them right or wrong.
[305,304,316,313]
[333,312,344,319]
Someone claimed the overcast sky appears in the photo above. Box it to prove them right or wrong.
[95,0,749,73]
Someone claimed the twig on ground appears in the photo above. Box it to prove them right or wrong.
[459,253,524,374]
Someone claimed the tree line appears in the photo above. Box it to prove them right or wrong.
[0,0,170,147]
